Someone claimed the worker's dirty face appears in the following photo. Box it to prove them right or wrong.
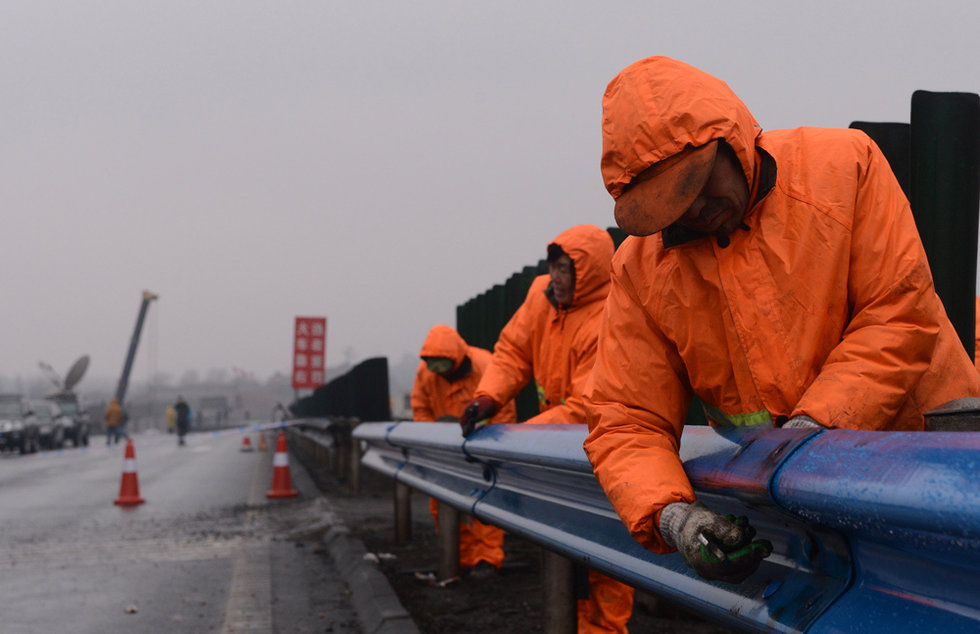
[424,357,454,375]
[549,255,575,305]
[677,146,749,236]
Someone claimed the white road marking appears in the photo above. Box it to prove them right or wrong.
[220,441,274,633]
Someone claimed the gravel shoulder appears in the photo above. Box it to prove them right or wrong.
[293,441,737,634]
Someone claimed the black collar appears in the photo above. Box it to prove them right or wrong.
[441,356,473,383]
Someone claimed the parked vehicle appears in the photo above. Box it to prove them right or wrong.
[44,393,91,447]
[29,399,68,450]
[0,395,40,454]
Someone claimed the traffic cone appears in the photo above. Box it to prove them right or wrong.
[240,435,254,452]
[266,431,298,498]
[114,439,145,506]
[257,433,267,452]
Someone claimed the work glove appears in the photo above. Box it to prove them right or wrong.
[782,415,821,429]
[659,501,773,584]
[459,396,497,437]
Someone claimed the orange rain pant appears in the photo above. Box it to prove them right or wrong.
[431,500,633,631]
[429,498,505,568]
[578,570,634,633]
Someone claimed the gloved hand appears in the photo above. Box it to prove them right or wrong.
[459,396,498,437]
[659,501,773,584]
[782,415,821,429]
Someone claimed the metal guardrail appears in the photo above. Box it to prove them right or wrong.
[283,418,363,492]
[353,421,980,633]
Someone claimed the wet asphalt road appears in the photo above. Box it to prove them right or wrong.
[0,426,360,633]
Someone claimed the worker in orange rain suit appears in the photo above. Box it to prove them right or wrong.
[410,324,517,576]
[458,223,635,634]
[104,398,124,446]
[582,56,980,584]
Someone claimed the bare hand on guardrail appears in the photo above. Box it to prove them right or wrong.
[660,501,773,584]
[459,397,498,437]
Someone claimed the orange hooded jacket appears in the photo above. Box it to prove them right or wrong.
[411,325,516,424]
[474,224,614,423]
[584,57,980,554]
[105,398,123,428]
[472,225,634,632]
[411,325,514,570]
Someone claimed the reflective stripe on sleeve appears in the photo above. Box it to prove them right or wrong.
[701,402,772,427]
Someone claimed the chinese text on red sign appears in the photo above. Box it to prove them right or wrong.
[292,316,326,389]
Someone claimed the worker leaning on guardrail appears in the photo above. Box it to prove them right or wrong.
[411,324,517,577]
[582,56,980,585]
[460,224,635,634]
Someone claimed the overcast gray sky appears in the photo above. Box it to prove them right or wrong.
[1,0,978,387]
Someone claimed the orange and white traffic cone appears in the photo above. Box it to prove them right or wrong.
[266,431,298,498]
[114,438,145,506]
[257,433,267,452]
[240,435,253,452]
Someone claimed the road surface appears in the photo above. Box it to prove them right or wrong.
[0,427,360,633]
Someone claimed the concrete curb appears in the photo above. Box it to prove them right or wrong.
[323,525,420,634]
[288,426,419,634]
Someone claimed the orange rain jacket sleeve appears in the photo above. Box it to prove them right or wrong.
[474,224,614,424]
[584,56,980,554]
[411,324,516,424]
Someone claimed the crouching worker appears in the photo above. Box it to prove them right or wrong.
[460,224,635,633]
[584,56,980,584]
[411,324,517,577]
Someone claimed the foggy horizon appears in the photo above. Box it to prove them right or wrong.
[3,1,978,388]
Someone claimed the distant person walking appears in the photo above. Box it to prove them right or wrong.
[104,398,123,446]
[273,403,289,422]
[174,396,191,446]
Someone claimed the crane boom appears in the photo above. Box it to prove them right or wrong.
[115,291,158,404]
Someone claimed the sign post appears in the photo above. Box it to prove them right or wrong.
[292,316,327,391]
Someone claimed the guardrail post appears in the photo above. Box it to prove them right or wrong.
[541,549,576,634]
[317,429,327,464]
[395,482,412,545]
[349,419,361,493]
[325,418,338,473]
[335,418,350,480]
[437,500,460,581]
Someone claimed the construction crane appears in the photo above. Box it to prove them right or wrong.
[115,291,158,404]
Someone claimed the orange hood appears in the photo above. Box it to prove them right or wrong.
[548,224,614,308]
[419,324,469,370]
[600,56,762,205]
